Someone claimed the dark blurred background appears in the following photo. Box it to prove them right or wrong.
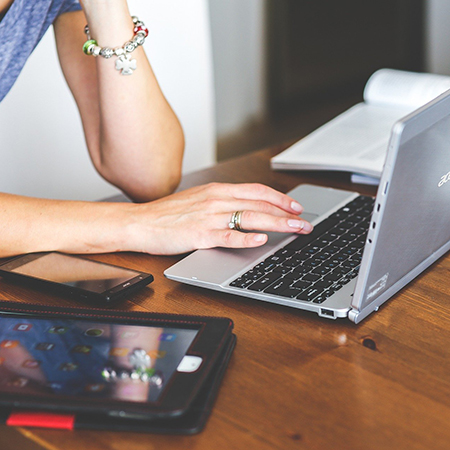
[209,0,442,161]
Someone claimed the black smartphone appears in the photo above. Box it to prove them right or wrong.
[0,252,154,305]
[0,303,234,423]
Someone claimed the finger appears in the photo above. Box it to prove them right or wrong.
[218,199,302,219]
[208,229,268,249]
[223,210,313,234]
[231,184,304,214]
[197,195,304,221]
[208,183,304,215]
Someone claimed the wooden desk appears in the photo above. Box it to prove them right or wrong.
[1,147,450,450]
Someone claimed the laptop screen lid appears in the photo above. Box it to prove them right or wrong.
[349,89,450,323]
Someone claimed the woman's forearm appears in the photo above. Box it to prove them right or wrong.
[0,193,135,258]
[54,4,184,202]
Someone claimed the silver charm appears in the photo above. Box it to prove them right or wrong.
[124,40,137,53]
[115,54,137,75]
[100,47,114,59]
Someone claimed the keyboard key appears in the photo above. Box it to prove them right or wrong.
[248,273,282,292]
[228,195,373,302]
[304,246,321,255]
[230,277,255,288]
[353,240,366,249]
[321,261,339,270]
[331,240,348,248]
[280,259,301,270]
[323,272,342,282]
[321,232,339,241]
[342,260,359,269]
[264,278,294,295]
[312,295,327,304]
[353,226,369,235]
[334,252,350,262]
[274,248,296,258]
[266,255,283,264]
[302,273,321,282]
[315,279,334,289]
[340,221,357,229]
[254,261,277,272]
[292,280,309,289]
[278,287,306,298]
[349,254,362,263]
[284,269,305,280]
[303,258,323,268]
[316,252,332,260]
[285,218,339,251]
[311,266,330,276]
[332,266,352,275]
[342,246,359,255]
[326,244,342,254]
[273,266,294,275]
[245,269,265,280]
[297,288,321,302]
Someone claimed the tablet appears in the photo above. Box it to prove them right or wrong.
[0,302,234,420]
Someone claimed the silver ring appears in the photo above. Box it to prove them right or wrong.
[228,211,244,231]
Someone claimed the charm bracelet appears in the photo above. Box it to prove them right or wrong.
[82,16,149,76]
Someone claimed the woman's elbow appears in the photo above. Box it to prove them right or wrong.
[115,164,182,202]
[98,128,185,202]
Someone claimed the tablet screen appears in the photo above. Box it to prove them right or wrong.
[0,316,199,403]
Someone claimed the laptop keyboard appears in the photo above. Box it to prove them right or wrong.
[229,195,375,304]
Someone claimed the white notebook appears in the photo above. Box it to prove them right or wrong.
[271,69,450,179]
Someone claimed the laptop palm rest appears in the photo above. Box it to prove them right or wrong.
[165,185,356,286]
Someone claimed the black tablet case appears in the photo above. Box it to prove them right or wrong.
[0,301,236,434]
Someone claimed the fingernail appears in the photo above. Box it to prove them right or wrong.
[302,222,313,232]
[288,219,305,229]
[253,234,267,242]
[291,201,303,213]
[288,220,313,232]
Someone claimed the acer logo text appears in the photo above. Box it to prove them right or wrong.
[438,171,450,187]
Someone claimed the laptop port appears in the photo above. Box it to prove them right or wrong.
[320,308,335,318]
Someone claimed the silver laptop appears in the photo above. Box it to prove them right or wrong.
[165,90,450,323]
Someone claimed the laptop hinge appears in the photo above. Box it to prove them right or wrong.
[349,305,380,324]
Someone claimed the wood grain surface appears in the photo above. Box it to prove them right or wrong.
[1,147,449,450]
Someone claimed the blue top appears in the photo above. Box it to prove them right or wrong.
[0,0,81,102]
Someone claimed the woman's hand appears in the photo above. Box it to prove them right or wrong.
[124,183,313,255]
[0,183,312,258]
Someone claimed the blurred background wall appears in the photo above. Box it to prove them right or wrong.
[0,0,216,201]
[0,0,448,201]
[427,0,450,74]
[210,0,450,161]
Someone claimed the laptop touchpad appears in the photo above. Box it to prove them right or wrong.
[299,212,319,223]
[288,184,356,220]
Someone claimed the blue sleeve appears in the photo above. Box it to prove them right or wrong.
[60,0,82,15]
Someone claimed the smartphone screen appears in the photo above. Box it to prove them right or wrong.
[0,253,154,303]
[0,316,199,403]
[7,253,143,294]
